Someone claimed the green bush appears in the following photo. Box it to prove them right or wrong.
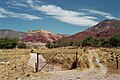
[46,35,120,48]
[0,38,18,49]
[45,39,81,48]
[18,43,27,49]
[94,39,106,47]
[82,36,107,47]
[82,36,94,47]
[45,42,54,48]
[109,34,120,47]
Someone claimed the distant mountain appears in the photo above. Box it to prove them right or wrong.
[86,19,120,33]
[23,30,68,43]
[0,29,26,39]
[60,19,120,41]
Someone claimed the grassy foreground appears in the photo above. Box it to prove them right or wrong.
[0,47,120,80]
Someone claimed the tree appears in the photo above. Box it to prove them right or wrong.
[45,42,54,48]
[45,38,81,48]
[109,34,120,47]
[82,36,94,47]
[94,39,106,47]
[0,38,18,49]
[18,43,27,49]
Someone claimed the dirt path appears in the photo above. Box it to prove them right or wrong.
[38,69,120,80]
[26,50,120,80]
[37,49,119,80]
[88,49,107,73]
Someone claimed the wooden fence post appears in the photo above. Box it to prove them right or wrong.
[76,52,78,62]
[35,53,39,72]
[71,52,78,69]
[116,55,119,69]
[76,52,78,68]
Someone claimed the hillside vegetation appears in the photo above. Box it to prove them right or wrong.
[0,38,26,49]
[46,34,120,48]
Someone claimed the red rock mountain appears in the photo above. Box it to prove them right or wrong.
[23,19,120,43]
[87,19,120,33]
[68,30,96,40]
[96,28,120,39]
[66,19,120,40]
[23,30,66,43]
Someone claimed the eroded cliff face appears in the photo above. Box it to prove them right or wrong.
[23,30,66,43]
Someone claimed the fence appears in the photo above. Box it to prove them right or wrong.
[37,53,72,72]
[28,52,73,72]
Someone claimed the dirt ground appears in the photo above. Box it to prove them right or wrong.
[0,47,120,80]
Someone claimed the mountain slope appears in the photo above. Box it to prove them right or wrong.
[23,30,67,43]
[69,30,96,40]
[0,29,26,39]
[86,19,120,33]
[68,19,120,40]
[97,28,120,38]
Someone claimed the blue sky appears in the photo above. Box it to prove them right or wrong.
[0,0,119,34]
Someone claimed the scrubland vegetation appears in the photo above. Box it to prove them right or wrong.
[0,38,26,49]
[46,34,120,48]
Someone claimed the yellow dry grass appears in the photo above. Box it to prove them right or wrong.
[0,47,120,80]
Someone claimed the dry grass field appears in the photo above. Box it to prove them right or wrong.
[0,47,120,80]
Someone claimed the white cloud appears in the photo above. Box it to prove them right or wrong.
[9,12,42,20]
[0,7,42,20]
[27,0,98,26]
[12,3,28,7]
[3,0,118,26]
[37,5,81,16]
[27,0,119,26]
[0,13,7,18]
[6,0,28,8]
[0,7,7,14]
[53,16,98,26]
[80,9,118,19]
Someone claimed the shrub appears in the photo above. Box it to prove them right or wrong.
[45,39,81,48]
[109,34,120,47]
[94,39,106,47]
[82,36,94,47]
[0,38,18,49]
[18,43,27,49]
[45,42,54,48]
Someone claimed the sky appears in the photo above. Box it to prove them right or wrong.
[0,0,120,34]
